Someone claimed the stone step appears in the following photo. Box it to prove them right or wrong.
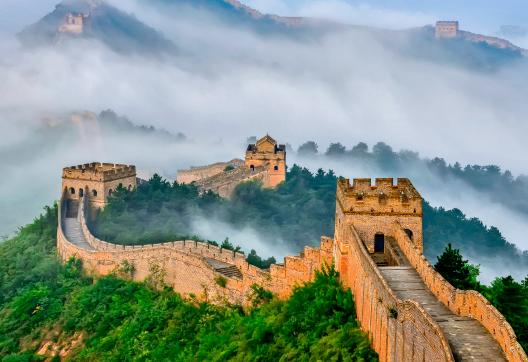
[216,266,243,279]
[378,243,506,361]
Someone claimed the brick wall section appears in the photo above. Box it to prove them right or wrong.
[334,220,453,361]
[392,223,528,362]
[57,194,332,306]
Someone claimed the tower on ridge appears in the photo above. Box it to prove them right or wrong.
[245,135,286,187]
[335,178,423,254]
[61,162,137,209]
[435,21,459,39]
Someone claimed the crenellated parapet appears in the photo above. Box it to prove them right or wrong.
[62,162,137,209]
[336,178,423,253]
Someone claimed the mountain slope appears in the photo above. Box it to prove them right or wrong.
[18,0,176,55]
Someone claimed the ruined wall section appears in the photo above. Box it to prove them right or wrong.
[334,221,454,362]
[392,223,528,362]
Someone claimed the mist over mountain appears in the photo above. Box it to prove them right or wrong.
[18,0,176,55]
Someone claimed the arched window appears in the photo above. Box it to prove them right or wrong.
[92,189,98,197]
[119,183,123,188]
[374,233,385,253]
[70,187,75,195]
[404,229,413,241]
[79,188,84,197]
[108,189,113,196]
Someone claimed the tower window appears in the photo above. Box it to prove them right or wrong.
[274,165,279,171]
[70,187,75,195]
[92,190,98,197]
[79,188,84,197]
[109,189,113,196]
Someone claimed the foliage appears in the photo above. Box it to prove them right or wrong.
[246,249,276,269]
[434,243,480,290]
[0,213,377,360]
[93,166,337,251]
[214,275,227,288]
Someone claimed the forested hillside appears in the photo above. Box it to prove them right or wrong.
[0,207,375,360]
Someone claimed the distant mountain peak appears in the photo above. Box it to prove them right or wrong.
[18,0,176,56]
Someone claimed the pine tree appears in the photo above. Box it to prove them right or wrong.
[434,243,479,290]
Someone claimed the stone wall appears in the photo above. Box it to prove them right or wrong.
[57,194,332,306]
[176,159,244,184]
[392,223,528,362]
[334,222,454,361]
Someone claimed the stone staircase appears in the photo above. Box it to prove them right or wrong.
[379,265,506,361]
[205,258,243,280]
[371,252,388,267]
[62,199,94,251]
[216,265,243,279]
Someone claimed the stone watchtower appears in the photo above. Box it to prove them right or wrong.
[335,178,423,254]
[435,21,459,39]
[58,13,87,34]
[62,162,137,210]
[245,135,286,187]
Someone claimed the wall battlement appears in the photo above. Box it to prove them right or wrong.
[62,162,137,209]
[63,163,136,182]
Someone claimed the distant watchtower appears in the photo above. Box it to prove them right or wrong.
[62,162,137,209]
[435,21,459,39]
[245,135,286,187]
[335,178,423,253]
[58,13,87,34]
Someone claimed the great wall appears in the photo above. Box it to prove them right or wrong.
[57,136,528,362]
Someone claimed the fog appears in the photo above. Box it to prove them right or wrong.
[1,1,527,280]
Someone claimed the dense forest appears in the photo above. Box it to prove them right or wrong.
[93,165,528,272]
[0,206,376,360]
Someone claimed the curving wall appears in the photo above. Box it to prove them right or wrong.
[57,194,333,306]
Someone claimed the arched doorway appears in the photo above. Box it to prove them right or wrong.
[79,188,84,197]
[404,229,413,241]
[374,233,385,253]
[250,165,255,172]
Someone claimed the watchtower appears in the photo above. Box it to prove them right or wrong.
[245,135,286,187]
[435,21,459,39]
[335,178,423,253]
[61,162,137,210]
[58,13,87,34]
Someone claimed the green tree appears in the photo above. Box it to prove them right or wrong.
[434,243,479,290]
